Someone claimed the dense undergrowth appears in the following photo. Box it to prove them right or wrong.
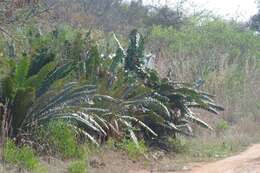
[0,26,223,142]
[0,26,225,172]
[149,19,260,124]
[4,139,45,172]
[0,8,260,172]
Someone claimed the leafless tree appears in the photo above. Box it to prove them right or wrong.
[0,0,55,37]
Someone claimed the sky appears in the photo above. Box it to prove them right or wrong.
[142,0,258,21]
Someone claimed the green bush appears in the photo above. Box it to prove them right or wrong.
[216,119,229,134]
[3,139,18,163]
[38,121,83,159]
[4,139,44,172]
[0,27,223,150]
[119,139,148,160]
[68,160,88,173]
[17,146,40,170]
[106,138,117,149]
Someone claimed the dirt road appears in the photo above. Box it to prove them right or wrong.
[130,144,260,173]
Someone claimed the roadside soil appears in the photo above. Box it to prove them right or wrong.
[1,144,260,173]
[131,144,260,173]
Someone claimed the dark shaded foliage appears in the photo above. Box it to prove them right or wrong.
[0,28,223,148]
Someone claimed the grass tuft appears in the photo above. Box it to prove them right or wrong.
[119,139,148,160]
[37,120,84,159]
[3,139,45,172]
[68,160,88,173]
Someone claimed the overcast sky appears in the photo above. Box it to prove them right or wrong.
[142,0,258,21]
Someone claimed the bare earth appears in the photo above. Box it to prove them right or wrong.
[130,144,260,173]
[1,144,260,173]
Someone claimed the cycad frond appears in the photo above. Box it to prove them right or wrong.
[37,63,74,96]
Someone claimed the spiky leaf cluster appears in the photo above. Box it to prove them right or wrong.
[0,28,223,148]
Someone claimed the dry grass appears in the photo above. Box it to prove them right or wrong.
[171,116,260,163]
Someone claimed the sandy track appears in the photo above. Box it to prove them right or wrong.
[130,144,260,173]
[175,144,260,173]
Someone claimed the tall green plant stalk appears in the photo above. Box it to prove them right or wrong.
[0,100,11,161]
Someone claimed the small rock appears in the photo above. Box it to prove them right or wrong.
[182,166,191,171]
[151,150,165,160]
[89,157,105,168]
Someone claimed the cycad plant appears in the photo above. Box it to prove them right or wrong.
[0,28,223,149]
[0,51,74,139]
[72,29,224,145]
[0,49,109,146]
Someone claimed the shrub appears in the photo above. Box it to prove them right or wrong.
[3,139,18,163]
[120,139,148,160]
[68,160,88,173]
[17,146,40,170]
[3,139,44,172]
[0,28,223,150]
[106,138,117,149]
[45,121,82,159]
[215,119,229,134]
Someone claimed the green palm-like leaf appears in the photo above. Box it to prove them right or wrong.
[28,47,55,77]
[14,55,30,87]
[36,63,74,96]
[25,61,56,88]
[124,97,171,119]
[125,29,145,71]
[185,112,213,130]
[110,33,125,73]
[120,116,158,136]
